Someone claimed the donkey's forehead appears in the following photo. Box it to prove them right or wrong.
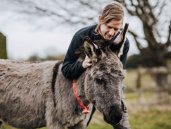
[99,53,122,66]
[96,62,122,72]
[91,66,125,79]
[91,56,125,77]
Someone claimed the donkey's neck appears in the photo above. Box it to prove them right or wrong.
[75,70,90,107]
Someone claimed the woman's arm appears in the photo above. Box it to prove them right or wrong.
[61,36,86,79]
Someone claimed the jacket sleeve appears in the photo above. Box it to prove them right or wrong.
[61,36,86,79]
[120,38,130,69]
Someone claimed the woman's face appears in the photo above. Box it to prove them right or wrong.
[99,18,123,40]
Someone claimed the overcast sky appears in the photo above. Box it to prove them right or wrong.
[0,1,140,60]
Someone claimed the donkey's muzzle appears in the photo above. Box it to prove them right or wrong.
[103,105,122,126]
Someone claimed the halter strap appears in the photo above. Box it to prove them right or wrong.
[73,79,90,114]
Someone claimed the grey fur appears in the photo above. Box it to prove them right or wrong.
[0,24,128,129]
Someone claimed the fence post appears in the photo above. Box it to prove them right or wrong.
[0,32,8,59]
[167,59,171,92]
[137,66,145,103]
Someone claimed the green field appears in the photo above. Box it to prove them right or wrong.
[88,106,171,129]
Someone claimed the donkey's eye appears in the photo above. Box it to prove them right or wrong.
[95,78,106,85]
[95,78,107,90]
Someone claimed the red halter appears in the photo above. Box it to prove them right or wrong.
[73,79,90,114]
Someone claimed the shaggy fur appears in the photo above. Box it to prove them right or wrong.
[0,24,128,129]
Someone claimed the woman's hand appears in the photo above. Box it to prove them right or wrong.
[82,56,92,69]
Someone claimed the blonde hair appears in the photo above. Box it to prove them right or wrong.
[95,2,124,35]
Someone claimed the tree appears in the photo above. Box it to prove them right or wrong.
[114,0,171,89]
[0,0,104,29]
[126,54,155,68]
[115,0,171,67]
[1,0,170,66]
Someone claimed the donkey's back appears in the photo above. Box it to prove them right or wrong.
[0,59,57,128]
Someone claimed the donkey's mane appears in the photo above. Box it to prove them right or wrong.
[51,61,63,107]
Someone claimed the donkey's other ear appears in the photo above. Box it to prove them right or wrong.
[83,36,98,63]
[110,23,129,57]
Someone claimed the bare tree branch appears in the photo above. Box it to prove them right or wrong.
[114,0,170,66]
[156,1,166,17]
[153,0,160,9]
[128,30,143,51]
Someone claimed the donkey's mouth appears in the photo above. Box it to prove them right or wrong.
[103,105,122,126]
[103,113,122,126]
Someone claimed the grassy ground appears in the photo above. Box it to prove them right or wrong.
[1,69,171,129]
[87,106,171,129]
[129,108,171,129]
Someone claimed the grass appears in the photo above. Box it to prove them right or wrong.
[124,92,156,103]
[123,69,156,90]
[87,105,171,129]
[87,123,113,129]
[123,69,138,89]
[128,107,171,129]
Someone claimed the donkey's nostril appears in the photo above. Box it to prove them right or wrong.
[110,105,122,115]
[109,105,122,124]
[110,114,122,124]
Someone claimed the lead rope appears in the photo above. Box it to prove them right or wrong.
[73,79,90,114]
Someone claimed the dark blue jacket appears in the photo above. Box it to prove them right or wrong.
[62,25,129,79]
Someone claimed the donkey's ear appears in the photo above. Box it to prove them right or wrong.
[83,36,98,63]
[110,23,129,57]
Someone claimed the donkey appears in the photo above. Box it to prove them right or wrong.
[0,23,128,129]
